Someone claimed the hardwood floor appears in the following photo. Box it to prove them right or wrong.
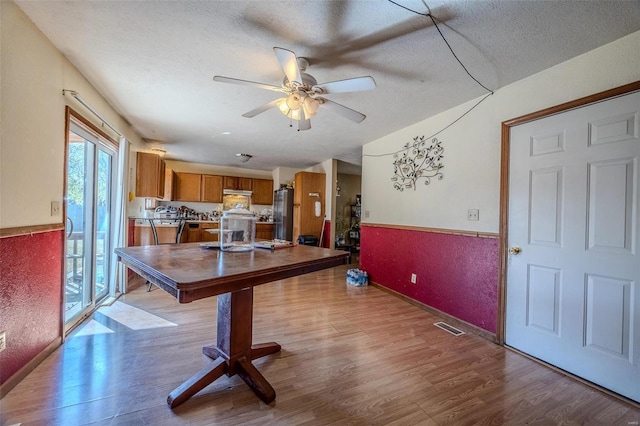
[1,264,638,425]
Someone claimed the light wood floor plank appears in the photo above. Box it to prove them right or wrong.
[1,265,638,425]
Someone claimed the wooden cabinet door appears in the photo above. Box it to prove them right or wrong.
[223,176,237,189]
[252,179,274,205]
[185,223,201,242]
[202,175,223,202]
[174,172,202,202]
[224,176,252,190]
[134,225,179,245]
[164,169,174,201]
[136,152,165,198]
[238,177,253,191]
[256,223,274,240]
[201,223,219,242]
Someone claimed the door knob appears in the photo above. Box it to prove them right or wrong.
[509,246,521,255]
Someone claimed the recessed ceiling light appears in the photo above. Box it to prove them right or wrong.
[221,132,231,135]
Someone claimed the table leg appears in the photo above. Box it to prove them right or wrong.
[167,287,281,408]
[167,357,226,408]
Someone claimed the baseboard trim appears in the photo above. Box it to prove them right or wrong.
[370,281,498,343]
[0,337,62,399]
[505,345,640,409]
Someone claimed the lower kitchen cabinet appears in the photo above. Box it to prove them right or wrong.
[185,222,201,242]
[134,225,181,246]
[256,223,274,240]
[201,222,219,242]
[182,222,219,243]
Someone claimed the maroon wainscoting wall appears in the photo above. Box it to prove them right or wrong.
[0,230,63,385]
[322,220,331,248]
[360,225,499,334]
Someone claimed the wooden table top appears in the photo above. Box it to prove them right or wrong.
[115,243,349,303]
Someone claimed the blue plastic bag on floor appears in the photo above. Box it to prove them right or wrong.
[347,268,368,286]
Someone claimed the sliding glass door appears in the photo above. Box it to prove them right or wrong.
[64,117,117,330]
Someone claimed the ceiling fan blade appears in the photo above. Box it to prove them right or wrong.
[273,47,302,85]
[313,76,376,94]
[242,98,281,118]
[213,76,283,92]
[319,98,366,123]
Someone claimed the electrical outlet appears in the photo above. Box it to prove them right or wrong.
[467,209,479,221]
[364,210,370,219]
[0,331,6,352]
[411,273,417,284]
[51,201,61,216]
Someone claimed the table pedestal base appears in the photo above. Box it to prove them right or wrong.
[166,288,281,408]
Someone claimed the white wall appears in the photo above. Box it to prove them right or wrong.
[362,31,640,234]
[1,1,146,229]
[164,159,274,179]
[272,166,298,188]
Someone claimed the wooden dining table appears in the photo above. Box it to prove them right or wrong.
[115,242,349,408]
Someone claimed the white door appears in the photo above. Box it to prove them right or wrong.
[506,90,640,402]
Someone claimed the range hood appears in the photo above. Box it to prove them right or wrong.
[222,190,252,210]
[223,189,252,196]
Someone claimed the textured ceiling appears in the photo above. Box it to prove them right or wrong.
[15,0,640,173]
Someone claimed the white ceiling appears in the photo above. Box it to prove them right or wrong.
[16,0,640,174]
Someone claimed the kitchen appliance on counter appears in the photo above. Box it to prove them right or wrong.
[273,187,293,241]
[154,206,178,219]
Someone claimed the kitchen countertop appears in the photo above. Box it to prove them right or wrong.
[131,217,274,224]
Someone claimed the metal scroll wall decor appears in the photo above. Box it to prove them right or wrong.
[391,135,444,191]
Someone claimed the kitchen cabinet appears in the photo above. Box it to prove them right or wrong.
[201,222,219,242]
[136,152,166,198]
[201,174,223,203]
[174,172,202,202]
[293,171,325,244]
[252,178,274,205]
[185,222,201,242]
[224,176,252,191]
[256,223,274,240]
[134,225,180,246]
[164,169,175,201]
[182,221,219,242]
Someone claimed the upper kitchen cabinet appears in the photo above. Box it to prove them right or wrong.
[174,172,202,202]
[201,174,223,203]
[164,168,175,201]
[252,178,274,205]
[136,152,165,198]
[224,176,252,191]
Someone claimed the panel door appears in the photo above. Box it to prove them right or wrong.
[174,172,202,202]
[202,174,223,203]
[506,91,640,402]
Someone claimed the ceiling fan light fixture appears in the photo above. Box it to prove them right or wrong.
[285,92,302,110]
[303,96,320,118]
[277,97,304,121]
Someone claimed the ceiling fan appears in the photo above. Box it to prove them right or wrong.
[213,47,376,131]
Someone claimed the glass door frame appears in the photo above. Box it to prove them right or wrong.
[64,107,119,333]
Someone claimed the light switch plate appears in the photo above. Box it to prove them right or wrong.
[51,201,61,216]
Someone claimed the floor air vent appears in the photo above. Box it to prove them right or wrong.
[434,322,465,336]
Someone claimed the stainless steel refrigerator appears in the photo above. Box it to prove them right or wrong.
[273,187,293,241]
